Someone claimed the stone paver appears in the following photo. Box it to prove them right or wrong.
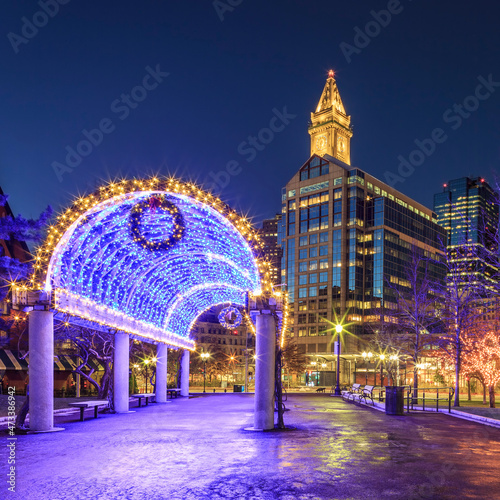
[3,394,500,499]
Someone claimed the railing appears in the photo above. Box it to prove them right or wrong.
[406,386,454,413]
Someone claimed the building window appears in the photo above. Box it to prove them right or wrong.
[299,236,308,246]
[309,287,318,297]
[299,262,307,272]
[310,247,318,258]
[309,260,318,271]
[299,288,307,298]
[310,234,318,245]
[319,245,328,256]
[320,232,328,242]
[299,275,308,285]
[299,249,307,259]
[309,273,318,284]
[297,314,307,324]
[319,259,328,269]
[319,272,328,282]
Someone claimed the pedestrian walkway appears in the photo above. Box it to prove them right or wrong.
[6,394,500,499]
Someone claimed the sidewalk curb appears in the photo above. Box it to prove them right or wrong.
[348,399,500,429]
[445,409,500,429]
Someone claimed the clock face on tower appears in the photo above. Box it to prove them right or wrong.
[337,136,346,154]
[316,135,327,151]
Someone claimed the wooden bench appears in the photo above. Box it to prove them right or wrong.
[316,387,326,393]
[68,400,109,421]
[341,383,362,401]
[131,393,156,407]
[167,388,181,399]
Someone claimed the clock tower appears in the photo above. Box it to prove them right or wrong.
[308,70,353,165]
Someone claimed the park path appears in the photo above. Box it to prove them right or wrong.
[4,394,500,499]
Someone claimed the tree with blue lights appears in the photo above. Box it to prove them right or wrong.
[0,192,51,305]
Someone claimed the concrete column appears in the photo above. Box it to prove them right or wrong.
[29,310,55,432]
[114,332,130,413]
[180,350,190,397]
[254,312,276,431]
[156,343,168,403]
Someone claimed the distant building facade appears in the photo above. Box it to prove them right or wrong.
[258,214,283,285]
[278,72,446,379]
[433,176,499,288]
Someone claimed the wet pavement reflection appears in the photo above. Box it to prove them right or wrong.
[9,394,500,499]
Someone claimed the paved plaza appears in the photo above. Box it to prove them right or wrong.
[4,394,500,500]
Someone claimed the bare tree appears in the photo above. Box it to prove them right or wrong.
[54,323,114,400]
[281,336,308,384]
[435,243,484,407]
[384,245,444,399]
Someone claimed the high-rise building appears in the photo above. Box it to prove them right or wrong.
[278,72,446,382]
[258,214,283,285]
[433,177,499,288]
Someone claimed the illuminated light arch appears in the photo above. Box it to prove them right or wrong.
[29,177,266,349]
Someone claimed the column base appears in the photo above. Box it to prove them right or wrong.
[27,427,65,434]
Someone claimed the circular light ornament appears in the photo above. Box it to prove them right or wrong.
[129,194,185,251]
[218,306,243,328]
[32,176,263,349]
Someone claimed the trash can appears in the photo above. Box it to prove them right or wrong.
[385,386,404,415]
[233,384,244,393]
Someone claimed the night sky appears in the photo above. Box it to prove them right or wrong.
[1,1,500,227]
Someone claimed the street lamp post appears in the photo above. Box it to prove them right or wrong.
[144,359,150,393]
[201,352,210,393]
[334,324,342,396]
[379,354,385,387]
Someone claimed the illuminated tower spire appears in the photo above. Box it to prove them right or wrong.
[308,70,353,164]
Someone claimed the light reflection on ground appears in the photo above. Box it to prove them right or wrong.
[9,394,500,499]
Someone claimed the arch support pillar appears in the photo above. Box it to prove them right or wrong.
[254,312,276,431]
[156,343,168,403]
[180,350,190,397]
[114,332,130,413]
[29,310,58,432]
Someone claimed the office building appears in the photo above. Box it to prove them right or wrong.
[258,214,283,285]
[278,72,446,381]
[434,177,499,288]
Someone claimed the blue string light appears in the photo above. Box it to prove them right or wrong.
[41,183,262,347]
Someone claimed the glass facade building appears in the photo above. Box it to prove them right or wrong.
[433,177,499,288]
[279,74,446,360]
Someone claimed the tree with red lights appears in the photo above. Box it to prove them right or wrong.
[435,242,484,407]
[461,330,500,408]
